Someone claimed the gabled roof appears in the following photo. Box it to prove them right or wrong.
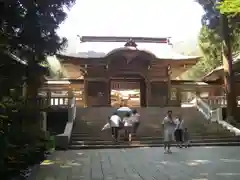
[57,45,200,61]
[106,46,200,60]
[202,55,240,81]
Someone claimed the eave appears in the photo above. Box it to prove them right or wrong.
[57,53,199,67]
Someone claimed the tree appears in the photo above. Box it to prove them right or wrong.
[184,26,222,80]
[219,0,240,14]
[185,22,240,80]
[0,0,75,96]
[0,1,75,176]
[0,0,75,56]
[197,0,240,122]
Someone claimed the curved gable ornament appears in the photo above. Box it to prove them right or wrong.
[123,51,139,64]
[106,47,156,62]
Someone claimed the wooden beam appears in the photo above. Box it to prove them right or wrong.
[85,77,108,82]
[79,36,170,44]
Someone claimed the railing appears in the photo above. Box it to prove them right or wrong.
[27,95,73,109]
[201,96,240,107]
[195,95,240,136]
[68,97,76,122]
[195,96,212,120]
[195,96,222,122]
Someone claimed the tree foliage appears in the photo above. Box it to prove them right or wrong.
[0,0,75,97]
[219,0,240,14]
[197,0,240,31]
[0,0,75,62]
[184,26,222,79]
[184,0,240,80]
[0,0,75,177]
[185,26,240,80]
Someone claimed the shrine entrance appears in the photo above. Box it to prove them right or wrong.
[110,74,147,107]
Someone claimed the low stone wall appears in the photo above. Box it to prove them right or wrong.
[46,108,68,135]
[55,104,76,149]
[55,121,74,149]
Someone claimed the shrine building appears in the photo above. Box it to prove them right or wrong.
[55,36,204,107]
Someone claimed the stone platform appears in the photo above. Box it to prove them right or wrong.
[29,146,240,180]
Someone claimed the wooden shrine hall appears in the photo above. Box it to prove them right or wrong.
[56,36,209,107]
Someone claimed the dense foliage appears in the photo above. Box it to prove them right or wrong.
[0,0,75,58]
[185,25,240,80]
[185,26,221,79]
[0,0,75,178]
[219,0,240,14]
[184,0,240,80]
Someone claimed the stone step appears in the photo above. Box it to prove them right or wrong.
[71,132,234,138]
[72,130,233,135]
[68,141,240,150]
[71,135,239,141]
[70,137,240,146]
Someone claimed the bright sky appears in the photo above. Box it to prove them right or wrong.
[57,0,204,54]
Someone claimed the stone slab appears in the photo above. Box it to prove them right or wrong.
[29,146,240,180]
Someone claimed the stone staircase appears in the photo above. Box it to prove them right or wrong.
[69,107,240,149]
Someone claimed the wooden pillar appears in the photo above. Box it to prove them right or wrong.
[84,79,88,107]
[176,88,181,105]
[40,112,47,131]
[46,90,51,107]
[107,80,111,106]
[146,80,151,107]
[167,65,171,106]
[140,79,147,107]
[22,82,27,98]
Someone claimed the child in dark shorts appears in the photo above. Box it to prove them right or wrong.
[183,128,190,148]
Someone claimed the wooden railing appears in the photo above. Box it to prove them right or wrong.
[201,96,240,107]
[195,95,240,135]
[195,96,212,120]
[27,95,75,109]
[68,96,76,122]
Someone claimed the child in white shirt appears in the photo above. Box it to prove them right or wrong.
[123,112,133,142]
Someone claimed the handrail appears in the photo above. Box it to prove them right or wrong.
[201,96,240,107]
[68,97,76,122]
[195,96,220,122]
[195,96,212,120]
[195,95,240,136]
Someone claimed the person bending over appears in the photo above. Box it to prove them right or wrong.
[109,112,121,142]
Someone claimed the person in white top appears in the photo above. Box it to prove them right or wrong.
[123,112,133,142]
[109,112,121,142]
[162,110,176,153]
[132,109,140,135]
[174,115,184,148]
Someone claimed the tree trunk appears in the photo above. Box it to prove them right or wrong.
[220,14,237,123]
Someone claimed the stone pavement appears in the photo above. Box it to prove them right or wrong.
[29,146,240,180]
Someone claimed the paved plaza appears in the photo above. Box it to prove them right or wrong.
[29,146,240,180]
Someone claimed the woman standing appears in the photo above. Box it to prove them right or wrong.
[123,112,133,142]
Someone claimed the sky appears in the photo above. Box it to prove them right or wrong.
[57,0,204,54]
